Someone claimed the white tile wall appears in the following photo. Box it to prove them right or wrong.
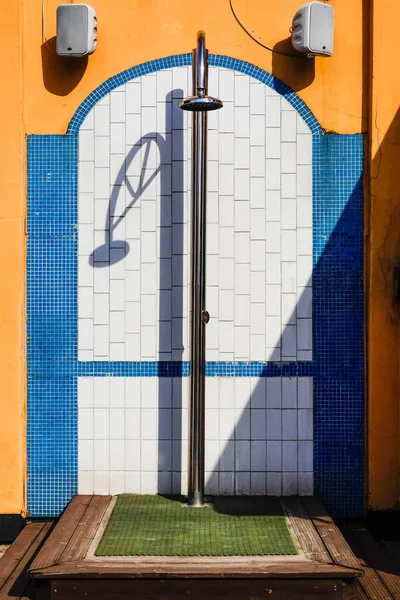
[77,66,314,496]
[78,376,313,495]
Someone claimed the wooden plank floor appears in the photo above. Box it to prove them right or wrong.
[3,496,399,599]
[0,522,53,600]
[27,495,363,599]
[340,523,400,600]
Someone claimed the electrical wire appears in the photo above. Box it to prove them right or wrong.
[229,0,304,59]
[42,0,57,54]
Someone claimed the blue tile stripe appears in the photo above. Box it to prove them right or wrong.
[27,135,78,517]
[67,54,321,135]
[28,58,363,519]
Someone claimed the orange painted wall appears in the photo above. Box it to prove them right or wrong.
[1,0,399,515]
[0,0,26,515]
[24,0,365,135]
[368,0,400,510]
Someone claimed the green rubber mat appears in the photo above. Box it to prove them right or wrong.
[95,495,298,557]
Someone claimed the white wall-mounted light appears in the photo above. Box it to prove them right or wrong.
[292,2,334,57]
[56,4,97,57]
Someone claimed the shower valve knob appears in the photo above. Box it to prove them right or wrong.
[202,311,210,324]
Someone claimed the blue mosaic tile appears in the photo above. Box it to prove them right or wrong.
[28,58,363,518]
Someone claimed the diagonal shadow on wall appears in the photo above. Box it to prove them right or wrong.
[206,169,364,518]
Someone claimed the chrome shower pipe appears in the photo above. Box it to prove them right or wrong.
[180,32,222,507]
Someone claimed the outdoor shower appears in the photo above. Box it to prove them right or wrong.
[181,32,223,507]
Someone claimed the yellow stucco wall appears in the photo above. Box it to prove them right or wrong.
[0,0,399,515]
[368,0,400,510]
[0,0,26,515]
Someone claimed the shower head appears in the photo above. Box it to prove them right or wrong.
[180,31,223,113]
[180,95,223,112]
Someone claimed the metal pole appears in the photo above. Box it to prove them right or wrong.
[188,33,208,507]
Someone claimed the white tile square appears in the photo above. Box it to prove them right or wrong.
[265,222,281,253]
[125,471,141,493]
[266,409,281,441]
[265,190,281,221]
[94,471,110,494]
[298,440,313,471]
[250,81,265,113]
[234,137,250,168]
[235,408,250,439]
[297,228,312,256]
[94,408,109,439]
[266,96,281,127]
[251,409,266,440]
[297,255,313,288]
[266,378,282,409]
[235,440,251,471]
[282,378,297,408]
[205,440,219,472]
[298,472,313,495]
[267,472,282,496]
[251,472,266,494]
[251,441,266,471]
[110,312,125,344]
[220,440,235,471]
[95,136,110,168]
[125,439,141,471]
[250,378,265,409]
[282,325,297,358]
[250,115,265,146]
[93,294,109,325]
[110,439,125,470]
[235,201,250,232]
[251,272,265,302]
[297,318,312,350]
[78,471,94,494]
[281,143,296,174]
[235,170,250,200]
[283,472,298,495]
[250,146,265,177]
[250,177,266,209]
[141,440,158,472]
[80,130,95,161]
[282,441,297,471]
[234,378,250,410]
[236,263,250,294]
[219,101,234,133]
[220,472,235,495]
[297,196,312,228]
[281,174,296,199]
[235,106,250,138]
[265,128,280,158]
[265,159,280,190]
[219,259,235,290]
[236,472,251,495]
[281,262,297,293]
[297,165,312,196]
[219,408,235,441]
[298,409,313,440]
[126,408,141,439]
[110,408,125,439]
[267,440,281,471]
[282,293,296,326]
[78,439,93,471]
[281,111,296,142]
[141,471,158,494]
[94,105,110,136]
[235,327,250,359]
[298,378,313,408]
[297,134,312,165]
[281,198,297,230]
[282,410,297,440]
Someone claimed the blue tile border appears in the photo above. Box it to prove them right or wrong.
[67,54,321,135]
[27,57,363,518]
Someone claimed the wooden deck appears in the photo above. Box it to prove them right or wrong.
[0,521,53,600]
[27,495,361,599]
[1,496,398,599]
